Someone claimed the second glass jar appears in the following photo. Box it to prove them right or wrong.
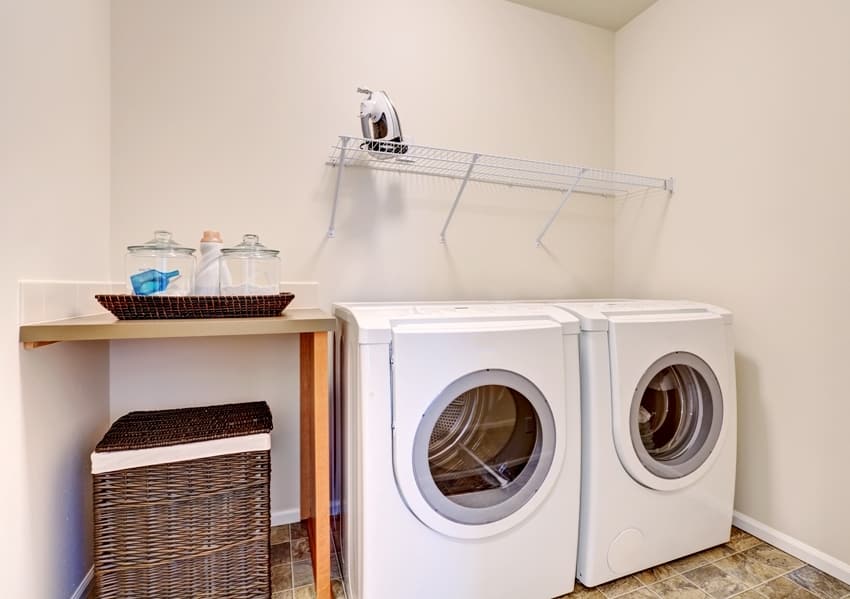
[219,234,281,295]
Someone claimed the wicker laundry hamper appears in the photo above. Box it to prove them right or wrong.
[92,401,273,599]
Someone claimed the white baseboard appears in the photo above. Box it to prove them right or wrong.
[70,567,93,599]
[272,508,302,526]
[733,511,850,585]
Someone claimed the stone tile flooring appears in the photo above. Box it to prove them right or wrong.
[270,520,346,599]
[561,527,850,599]
[85,525,849,599]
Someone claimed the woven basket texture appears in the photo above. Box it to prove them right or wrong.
[95,292,294,320]
[93,402,273,598]
[96,401,273,452]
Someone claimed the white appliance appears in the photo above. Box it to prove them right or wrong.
[333,302,582,599]
[552,300,736,586]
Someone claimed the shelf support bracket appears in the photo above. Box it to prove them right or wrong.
[328,136,350,238]
[536,168,587,247]
[23,341,59,350]
[440,153,479,243]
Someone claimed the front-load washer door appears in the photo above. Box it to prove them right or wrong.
[608,313,731,492]
[390,319,567,539]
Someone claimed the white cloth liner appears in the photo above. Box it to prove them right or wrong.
[91,432,271,474]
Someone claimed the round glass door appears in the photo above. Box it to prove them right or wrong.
[412,370,555,525]
[629,352,723,480]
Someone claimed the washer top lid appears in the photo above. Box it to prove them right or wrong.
[552,300,733,331]
[334,301,580,344]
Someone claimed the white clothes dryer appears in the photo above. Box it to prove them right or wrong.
[333,303,582,599]
[552,301,736,587]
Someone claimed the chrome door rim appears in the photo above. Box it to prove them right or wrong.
[628,352,723,480]
[411,369,557,525]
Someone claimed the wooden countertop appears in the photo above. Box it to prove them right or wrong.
[20,308,335,348]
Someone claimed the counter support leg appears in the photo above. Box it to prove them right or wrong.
[300,331,331,599]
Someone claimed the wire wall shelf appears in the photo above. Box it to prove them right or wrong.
[326,135,675,245]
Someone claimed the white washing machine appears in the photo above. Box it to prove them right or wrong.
[552,301,737,587]
[333,302,582,599]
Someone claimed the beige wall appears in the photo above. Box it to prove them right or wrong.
[615,0,850,567]
[109,0,616,518]
[0,1,111,597]
[109,335,303,522]
[14,0,847,593]
[109,0,615,303]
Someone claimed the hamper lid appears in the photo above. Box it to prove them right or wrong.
[95,401,273,452]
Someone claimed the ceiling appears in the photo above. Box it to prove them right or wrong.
[507,0,659,31]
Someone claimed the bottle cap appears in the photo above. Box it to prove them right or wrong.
[201,230,223,242]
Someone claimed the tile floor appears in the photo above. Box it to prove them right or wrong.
[86,525,850,599]
[561,527,850,599]
[270,520,346,599]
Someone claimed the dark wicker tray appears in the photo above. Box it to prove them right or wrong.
[96,292,294,320]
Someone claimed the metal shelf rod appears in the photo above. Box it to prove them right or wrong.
[536,169,587,247]
[330,151,659,190]
[333,160,630,196]
[330,137,668,190]
[326,136,675,240]
[327,137,350,238]
[440,153,479,243]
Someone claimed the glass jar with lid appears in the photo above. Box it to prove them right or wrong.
[220,234,281,295]
[125,230,196,296]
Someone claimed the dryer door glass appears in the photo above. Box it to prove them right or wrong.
[630,352,723,479]
[412,370,556,525]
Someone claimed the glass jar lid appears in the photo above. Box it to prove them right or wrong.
[127,230,196,255]
[221,234,280,257]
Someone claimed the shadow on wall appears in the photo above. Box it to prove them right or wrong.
[733,352,771,520]
[614,188,672,293]
[19,341,110,598]
[319,167,483,242]
[301,155,618,304]
[325,169,393,244]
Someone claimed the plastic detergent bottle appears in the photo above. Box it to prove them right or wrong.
[194,230,225,295]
